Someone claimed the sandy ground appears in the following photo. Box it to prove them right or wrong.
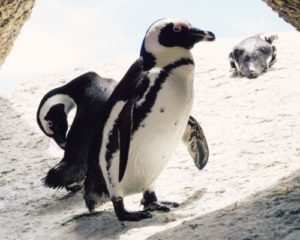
[1,32,300,240]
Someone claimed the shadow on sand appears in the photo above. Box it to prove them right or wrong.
[148,170,300,240]
[65,188,207,239]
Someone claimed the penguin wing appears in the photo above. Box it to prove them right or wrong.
[117,97,135,182]
[104,57,145,182]
[182,115,209,170]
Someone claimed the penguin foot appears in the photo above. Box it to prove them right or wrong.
[112,197,152,222]
[141,191,179,212]
[84,164,109,212]
[143,201,179,212]
[85,198,97,213]
[116,210,152,222]
[84,192,109,212]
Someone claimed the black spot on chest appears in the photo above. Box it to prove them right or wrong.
[132,58,194,134]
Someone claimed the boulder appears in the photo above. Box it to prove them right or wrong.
[263,0,300,31]
[0,0,35,67]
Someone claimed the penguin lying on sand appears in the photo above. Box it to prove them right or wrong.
[36,28,210,193]
[84,18,215,221]
[229,34,278,78]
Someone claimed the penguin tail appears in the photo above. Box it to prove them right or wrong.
[43,160,86,192]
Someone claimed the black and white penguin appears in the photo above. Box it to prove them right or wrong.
[84,18,215,221]
[229,34,278,78]
[37,72,116,191]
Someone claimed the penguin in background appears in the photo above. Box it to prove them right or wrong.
[37,72,116,191]
[84,18,215,221]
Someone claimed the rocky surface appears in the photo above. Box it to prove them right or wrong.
[263,0,300,31]
[0,0,35,67]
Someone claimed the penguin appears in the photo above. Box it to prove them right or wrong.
[229,34,278,78]
[84,18,215,221]
[36,72,116,191]
[37,57,209,193]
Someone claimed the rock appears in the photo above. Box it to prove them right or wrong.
[0,0,35,67]
[262,0,300,31]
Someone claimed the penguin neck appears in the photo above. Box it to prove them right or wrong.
[141,45,193,71]
[52,93,75,114]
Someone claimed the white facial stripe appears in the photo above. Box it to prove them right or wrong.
[144,18,193,68]
[39,94,76,135]
[266,55,272,68]
[174,22,190,30]
[234,59,240,72]
[146,18,190,38]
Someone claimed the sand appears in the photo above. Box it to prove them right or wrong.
[0,31,300,240]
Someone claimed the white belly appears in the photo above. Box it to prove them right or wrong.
[100,65,194,197]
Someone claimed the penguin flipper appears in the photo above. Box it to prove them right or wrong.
[182,115,209,170]
[117,98,135,182]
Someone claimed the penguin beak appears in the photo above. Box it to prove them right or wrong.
[189,27,215,42]
[53,135,67,150]
[58,141,67,149]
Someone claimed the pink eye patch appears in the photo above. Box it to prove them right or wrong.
[174,22,190,30]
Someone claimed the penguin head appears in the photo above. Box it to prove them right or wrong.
[38,104,68,149]
[140,18,215,69]
[37,94,75,150]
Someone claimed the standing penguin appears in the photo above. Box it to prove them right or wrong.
[37,72,116,191]
[84,18,215,221]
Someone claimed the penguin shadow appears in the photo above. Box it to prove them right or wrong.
[146,171,300,240]
[229,67,281,79]
[70,188,207,239]
[177,188,207,209]
[35,190,85,215]
[229,71,240,78]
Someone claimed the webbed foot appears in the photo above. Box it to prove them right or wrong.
[141,191,179,212]
[112,197,152,221]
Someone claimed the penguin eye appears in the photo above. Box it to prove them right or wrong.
[47,121,53,128]
[173,26,182,32]
[258,47,271,55]
[233,49,244,60]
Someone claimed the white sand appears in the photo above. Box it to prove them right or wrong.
[1,32,300,240]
